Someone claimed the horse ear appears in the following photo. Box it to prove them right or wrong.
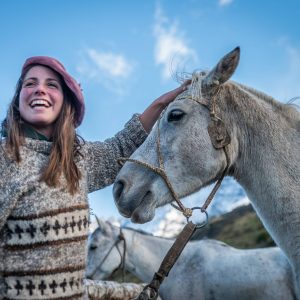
[95,217,115,236]
[202,47,240,90]
[95,215,102,227]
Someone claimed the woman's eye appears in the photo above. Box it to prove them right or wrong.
[48,82,58,88]
[167,109,185,122]
[24,81,35,87]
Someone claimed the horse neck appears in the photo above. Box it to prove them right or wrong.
[222,83,300,205]
[122,229,173,282]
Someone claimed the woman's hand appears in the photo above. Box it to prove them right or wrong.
[139,80,191,133]
[153,80,191,107]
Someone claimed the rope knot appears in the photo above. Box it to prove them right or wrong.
[182,208,193,218]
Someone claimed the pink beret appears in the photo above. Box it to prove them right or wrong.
[21,56,85,127]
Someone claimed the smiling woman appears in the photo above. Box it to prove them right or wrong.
[0,55,189,300]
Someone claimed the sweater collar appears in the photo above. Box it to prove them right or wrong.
[1,124,50,141]
[23,138,52,155]
[22,125,52,154]
[1,124,52,155]
[23,125,50,141]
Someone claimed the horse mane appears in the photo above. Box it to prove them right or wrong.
[122,226,154,236]
[233,82,300,122]
[181,70,299,126]
[122,226,177,241]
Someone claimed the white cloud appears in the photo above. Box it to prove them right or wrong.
[76,48,135,95]
[218,0,234,7]
[87,49,133,78]
[281,45,300,99]
[272,38,300,101]
[153,5,198,80]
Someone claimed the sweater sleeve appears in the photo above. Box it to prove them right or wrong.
[83,114,148,193]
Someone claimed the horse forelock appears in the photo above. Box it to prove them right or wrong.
[189,71,207,100]
[176,71,208,102]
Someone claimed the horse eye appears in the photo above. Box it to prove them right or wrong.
[90,245,97,250]
[167,109,185,122]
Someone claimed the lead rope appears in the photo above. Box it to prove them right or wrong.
[116,229,126,282]
[135,222,197,300]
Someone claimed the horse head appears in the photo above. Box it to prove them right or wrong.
[86,218,122,280]
[113,47,240,223]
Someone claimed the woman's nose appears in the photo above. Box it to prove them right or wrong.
[34,84,46,95]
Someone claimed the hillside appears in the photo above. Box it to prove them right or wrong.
[192,204,275,249]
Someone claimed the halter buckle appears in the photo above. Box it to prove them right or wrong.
[207,118,231,149]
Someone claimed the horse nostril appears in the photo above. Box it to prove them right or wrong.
[113,180,125,201]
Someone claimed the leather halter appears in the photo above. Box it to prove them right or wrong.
[118,93,231,226]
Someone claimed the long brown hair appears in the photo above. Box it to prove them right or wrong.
[3,67,83,195]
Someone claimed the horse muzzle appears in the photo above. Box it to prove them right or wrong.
[113,178,156,223]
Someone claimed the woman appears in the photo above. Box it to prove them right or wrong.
[0,56,188,299]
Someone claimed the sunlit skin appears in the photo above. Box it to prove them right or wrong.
[19,65,64,138]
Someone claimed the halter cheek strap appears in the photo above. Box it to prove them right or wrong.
[96,229,127,282]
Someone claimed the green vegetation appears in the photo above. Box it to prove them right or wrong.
[192,204,275,249]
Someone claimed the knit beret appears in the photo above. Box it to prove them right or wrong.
[21,56,85,127]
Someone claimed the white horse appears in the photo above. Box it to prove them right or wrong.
[86,220,296,300]
[113,47,300,295]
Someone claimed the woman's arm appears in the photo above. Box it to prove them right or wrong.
[84,114,147,193]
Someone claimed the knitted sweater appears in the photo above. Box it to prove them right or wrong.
[0,114,147,300]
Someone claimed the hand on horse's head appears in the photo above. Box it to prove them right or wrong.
[139,80,191,133]
[157,79,191,107]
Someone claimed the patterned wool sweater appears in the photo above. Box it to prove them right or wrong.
[0,114,147,300]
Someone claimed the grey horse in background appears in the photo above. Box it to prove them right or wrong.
[86,220,296,300]
[113,47,300,296]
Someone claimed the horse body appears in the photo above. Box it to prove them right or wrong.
[86,220,296,300]
[113,48,300,295]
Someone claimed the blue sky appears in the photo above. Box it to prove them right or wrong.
[1,0,299,220]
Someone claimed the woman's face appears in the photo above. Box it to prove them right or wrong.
[19,65,64,138]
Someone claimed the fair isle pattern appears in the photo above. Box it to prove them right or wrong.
[5,207,89,248]
[4,268,85,300]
